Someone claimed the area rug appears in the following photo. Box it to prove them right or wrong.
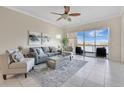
[30,59,88,87]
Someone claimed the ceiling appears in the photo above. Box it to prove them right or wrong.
[7,6,122,29]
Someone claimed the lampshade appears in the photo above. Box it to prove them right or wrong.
[56,34,61,39]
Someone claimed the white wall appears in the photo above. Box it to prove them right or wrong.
[0,7,63,54]
[64,17,121,62]
[121,10,124,63]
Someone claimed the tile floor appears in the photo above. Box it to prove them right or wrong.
[0,55,124,87]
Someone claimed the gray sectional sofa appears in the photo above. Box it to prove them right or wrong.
[29,47,61,65]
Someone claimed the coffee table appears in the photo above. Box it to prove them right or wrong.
[47,53,72,69]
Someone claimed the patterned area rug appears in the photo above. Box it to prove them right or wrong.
[30,59,87,87]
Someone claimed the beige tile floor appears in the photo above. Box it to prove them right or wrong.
[0,55,124,87]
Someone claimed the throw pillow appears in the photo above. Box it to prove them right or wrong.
[6,50,15,64]
[42,47,50,53]
[51,47,57,52]
[11,51,24,62]
[36,48,44,55]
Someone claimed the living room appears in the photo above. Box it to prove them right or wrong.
[0,5,124,88]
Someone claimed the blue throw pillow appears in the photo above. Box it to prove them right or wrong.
[36,48,44,55]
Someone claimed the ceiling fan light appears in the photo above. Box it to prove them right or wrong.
[67,18,71,22]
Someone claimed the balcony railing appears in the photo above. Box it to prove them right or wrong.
[77,44,108,54]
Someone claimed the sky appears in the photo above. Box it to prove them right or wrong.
[77,28,109,44]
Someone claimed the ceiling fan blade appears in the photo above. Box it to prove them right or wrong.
[69,13,81,16]
[56,17,63,21]
[64,6,70,14]
[51,12,62,15]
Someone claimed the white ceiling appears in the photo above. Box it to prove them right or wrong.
[7,6,122,29]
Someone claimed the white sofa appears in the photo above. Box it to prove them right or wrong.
[0,49,35,80]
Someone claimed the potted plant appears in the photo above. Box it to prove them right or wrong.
[62,35,69,49]
[18,46,24,53]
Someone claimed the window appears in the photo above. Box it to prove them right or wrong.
[76,28,109,57]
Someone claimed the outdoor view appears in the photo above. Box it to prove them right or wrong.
[77,28,109,57]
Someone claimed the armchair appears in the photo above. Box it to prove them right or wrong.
[76,46,83,55]
[0,49,35,80]
[96,47,106,57]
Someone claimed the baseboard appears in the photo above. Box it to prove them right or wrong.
[109,58,121,63]
[121,61,124,64]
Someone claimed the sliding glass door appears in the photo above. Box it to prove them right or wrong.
[76,28,109,57]
[96,28,109,56]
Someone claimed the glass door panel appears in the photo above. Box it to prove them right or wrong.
[76,32,84,51]
[84,31,95,57]
[96,28,109,55]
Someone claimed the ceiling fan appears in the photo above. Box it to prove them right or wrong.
[51,6,81,22]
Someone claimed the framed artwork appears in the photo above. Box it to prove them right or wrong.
[28,31,41,45]
[41,33,49,44]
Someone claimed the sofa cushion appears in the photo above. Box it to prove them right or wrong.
[42,47,50,53]
[47,53,56,57]
[22,58,34,72]
[38,55,48,63]
[54,51,60,55]
[38,54,48,58]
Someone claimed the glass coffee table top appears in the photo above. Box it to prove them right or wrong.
[49,53,71,61]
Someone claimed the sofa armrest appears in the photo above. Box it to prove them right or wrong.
[62,51,73,55]
[29,52,37,55]
[29,52,37,57]
[29,52,38,64]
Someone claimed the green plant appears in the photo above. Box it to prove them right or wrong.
[18,46,23,52]
[62,35,69,49]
